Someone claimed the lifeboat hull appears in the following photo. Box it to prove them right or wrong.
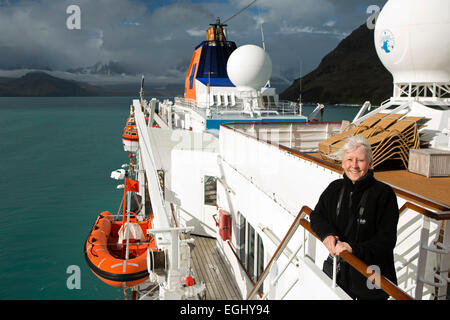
[122,114,139,153]
[122,138,139,153]
[84,211,155,288]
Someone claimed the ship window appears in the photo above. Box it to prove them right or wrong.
[213,95,218,106]
[257,234,264,287]
[204,176,217,206]
[237,212,246,263]
[247,223,255,277]
[227,95,232,106]
[235,214,265,292]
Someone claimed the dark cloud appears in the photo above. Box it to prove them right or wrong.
[0,0,388,89]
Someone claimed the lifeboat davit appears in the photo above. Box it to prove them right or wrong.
[84,178,158,288]
[122,105,139,153]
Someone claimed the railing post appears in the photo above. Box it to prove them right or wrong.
[437,220,450,300]
[415,215,430,299]
[332,255,337,288]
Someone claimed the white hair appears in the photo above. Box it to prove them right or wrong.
[334,135,373,163]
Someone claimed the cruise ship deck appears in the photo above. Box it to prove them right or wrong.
[190,235,242,300]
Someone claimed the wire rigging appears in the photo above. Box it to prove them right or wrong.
[223,0,260,23]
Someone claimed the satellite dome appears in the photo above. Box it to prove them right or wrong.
[227,44,272,91]
[375,0,450,84]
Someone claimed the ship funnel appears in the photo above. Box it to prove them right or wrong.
[206,17,227,41]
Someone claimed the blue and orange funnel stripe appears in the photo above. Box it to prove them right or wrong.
[184,46,202,102]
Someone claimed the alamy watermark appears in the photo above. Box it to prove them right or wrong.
[66,5,81,30]
[66,265,81,290]
[366,265,381,290]
[366,5,381,30]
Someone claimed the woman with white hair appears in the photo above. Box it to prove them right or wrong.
[310,135,399,300]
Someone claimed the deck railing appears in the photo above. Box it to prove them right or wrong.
[298,206,415,300]
[396,203,450,299]
[246,206,415,300]
[174,97,302,118]
[220,195,449,300]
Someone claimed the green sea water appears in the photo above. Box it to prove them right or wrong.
[0,97,359,300]
[0,97,135,299]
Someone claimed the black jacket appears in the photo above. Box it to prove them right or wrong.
[310,170,399,299]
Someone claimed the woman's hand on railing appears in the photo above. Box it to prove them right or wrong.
[335,241,352,255]
[323,235,339,256]
[300,207,414,300]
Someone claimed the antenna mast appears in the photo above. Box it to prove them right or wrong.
[299,61,302,104]
[260,22,271,88]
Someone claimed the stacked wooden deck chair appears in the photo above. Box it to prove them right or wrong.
[331,114,405,155]
[319,113,404,156]
[369,116,425,168]
[319,114,426,169]
[318,113,387,155]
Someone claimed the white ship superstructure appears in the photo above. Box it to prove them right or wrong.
[87,0,450,300]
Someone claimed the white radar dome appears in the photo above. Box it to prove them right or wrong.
[227,44,272,91]
[375,0,450,84]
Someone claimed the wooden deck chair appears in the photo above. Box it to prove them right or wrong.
[369,117,422,142]
[369,117,423,168]
[372,137,411,168]
[319,113,385,155]
[318,113,387,155]
[374,149,409,168]
[325,114,407,155]
[370,117,423,153]
[371,131,413,167]
[362,113,404,138]
[373,142,411,168]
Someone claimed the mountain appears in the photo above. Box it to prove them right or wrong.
[280,23,393,105]
[66,61,130,76]
[0,71,102,96]
[0,71,184,97]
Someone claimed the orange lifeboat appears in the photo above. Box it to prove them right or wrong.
[84,179,159,288]
[122,105,139,153]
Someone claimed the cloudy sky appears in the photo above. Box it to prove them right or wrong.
[0,0,388,90]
